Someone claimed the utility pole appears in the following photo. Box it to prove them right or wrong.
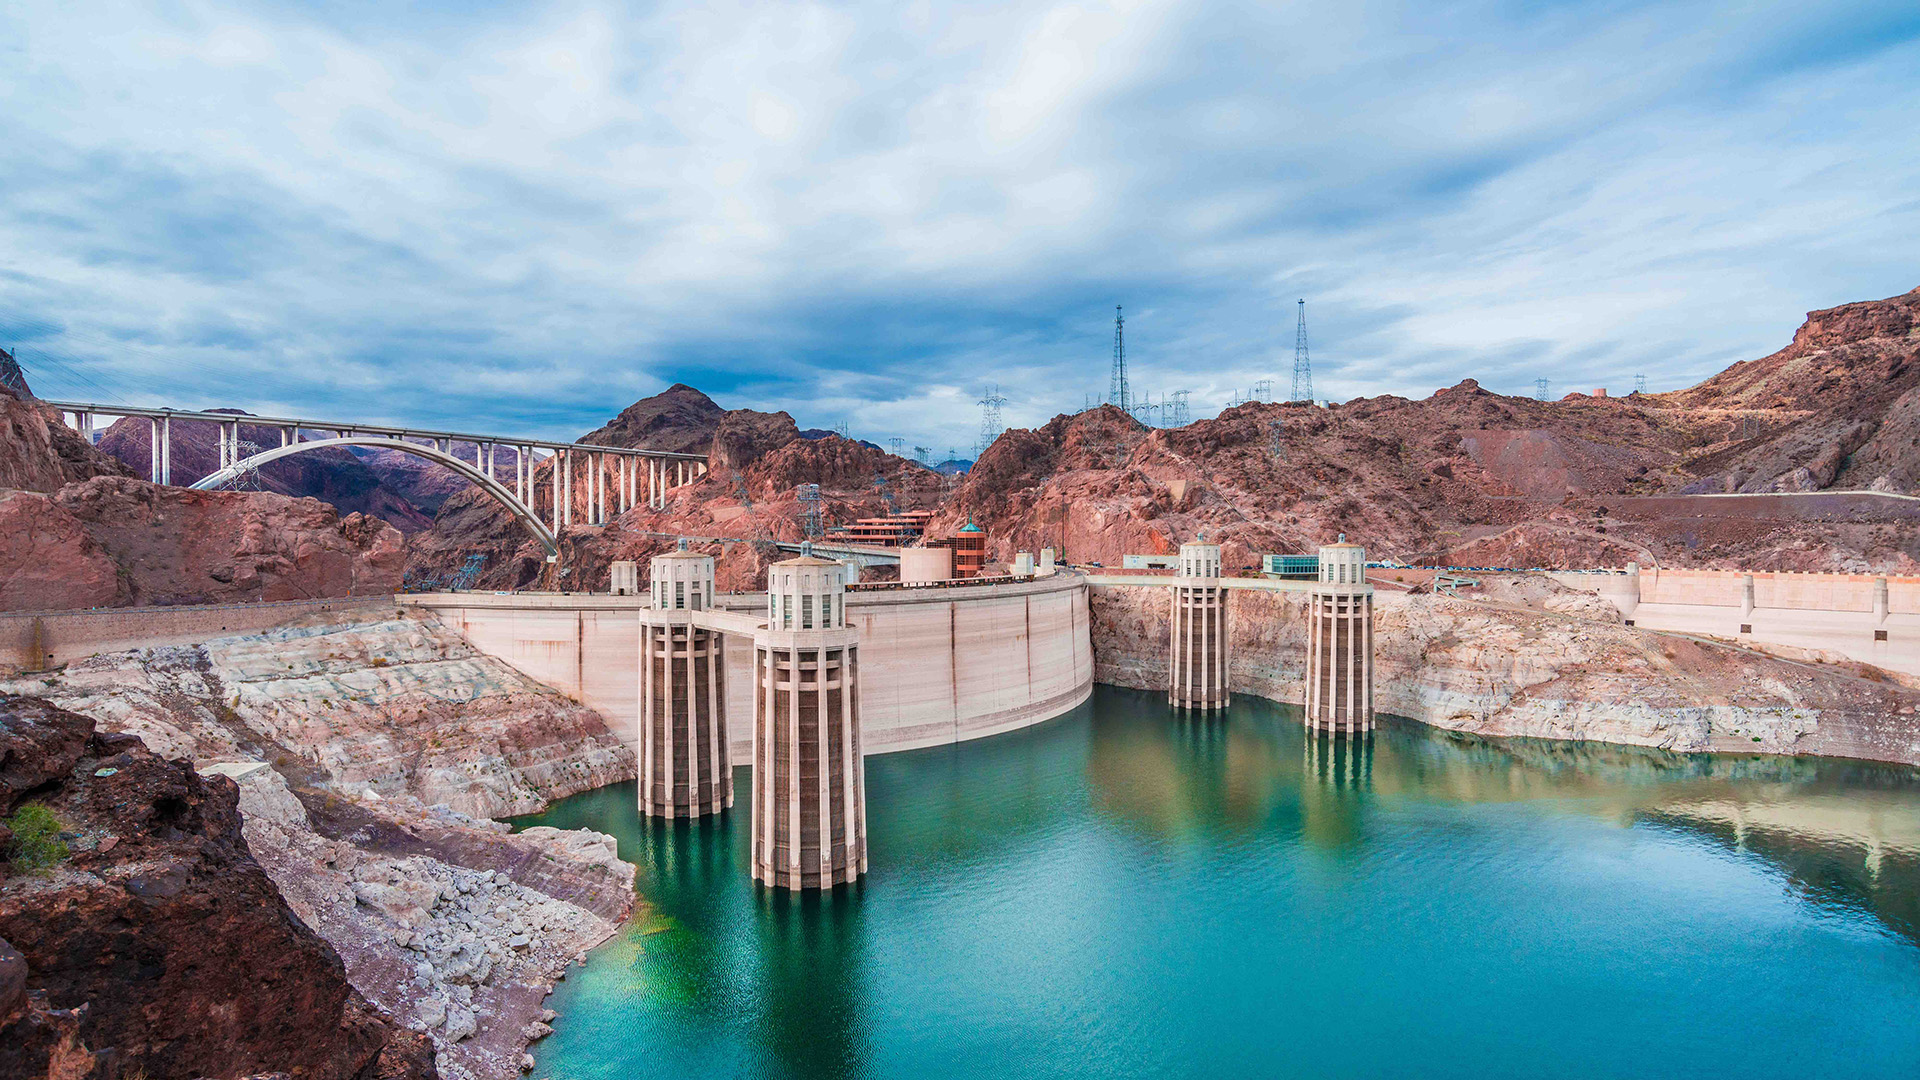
[1291,299,1313,403]
[1108,306,1129,413]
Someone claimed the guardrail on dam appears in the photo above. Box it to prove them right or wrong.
[403,568,1094,763]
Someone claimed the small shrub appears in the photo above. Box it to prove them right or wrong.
[370,658,391,668]
[5,804,69,872]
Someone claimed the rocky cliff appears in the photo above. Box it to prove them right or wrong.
[0,387,132,495]
[0,695,437,1080]
[0,476,406,611]
[1090,582,1920,764]
[1,612,640,1080]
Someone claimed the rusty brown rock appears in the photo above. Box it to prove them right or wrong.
[0,388,131,495]
[0,695,436,1080]
[0,476,406,611]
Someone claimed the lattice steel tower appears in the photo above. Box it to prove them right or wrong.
[977,384,1007,458]
[1109,306,1129,412]
[1291,300,1313,403]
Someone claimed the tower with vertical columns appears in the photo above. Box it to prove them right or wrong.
[751,547,867,890]
[638,543,731,818]
[1169,541,1229,710]
[1305,536,1374,733]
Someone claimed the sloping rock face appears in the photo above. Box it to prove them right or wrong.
[1089,583,1920,764]
[0,387,132,494]
[10,614,634,819]
[3,613,641,1080]
[98,412,435,533]
[0,476,406,611]
[0,695,436,1080]
[1663,286,1920,494]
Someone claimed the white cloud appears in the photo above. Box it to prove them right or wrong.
[0,0,1914,453]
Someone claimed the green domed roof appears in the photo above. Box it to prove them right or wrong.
[959,518,984,534]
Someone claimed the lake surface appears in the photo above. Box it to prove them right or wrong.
[512,687,1920,1080]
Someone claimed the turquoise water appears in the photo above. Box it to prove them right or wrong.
[513,687,1920,1079]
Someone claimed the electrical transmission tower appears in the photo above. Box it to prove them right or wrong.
[913,445,932,465]
[1166,390,1191,428]
[977,384,1007,457]
[888,437,905,458]
[1108,306,1129,413]
[796,484,823,539]
[1291,299,1313,402]
[1534,378,1550,400]
[231,440,267,491]
[1252,378,1274,403]
[1633,374,1647,395]
[1129,395,1159,427]
[0,347,27,396]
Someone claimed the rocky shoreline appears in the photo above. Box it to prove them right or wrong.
[1,610,642,1080]
[1091,578,1920,765]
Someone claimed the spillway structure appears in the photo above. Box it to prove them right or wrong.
[1168,541,1230,710]
[638,544,731,818]
[751,548,868,890]
[1305,536,1375,733]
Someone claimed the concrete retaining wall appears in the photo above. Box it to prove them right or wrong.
[0,596,397,673]
[1546,568,1920,677]
[406,573,1094,762]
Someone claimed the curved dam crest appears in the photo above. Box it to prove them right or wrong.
[406,570,1096,762]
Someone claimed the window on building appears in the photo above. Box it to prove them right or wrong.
[675,581,685,609]
[802,594,814,629]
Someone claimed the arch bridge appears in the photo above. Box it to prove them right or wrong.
[41,400,708,560]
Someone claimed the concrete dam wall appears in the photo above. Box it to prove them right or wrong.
[408,571,1093,762]
[1550,567,1920,677]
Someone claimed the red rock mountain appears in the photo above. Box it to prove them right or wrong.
[0,387,132,494]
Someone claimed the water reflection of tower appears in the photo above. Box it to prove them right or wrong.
[1303,729,1373,791]
[756,890,870,1079]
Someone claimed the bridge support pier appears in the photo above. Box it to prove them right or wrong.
[752,549,867,890]
[1169,542,1229,710]
[1305,537,1374,734]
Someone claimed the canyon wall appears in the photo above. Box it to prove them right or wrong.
[0,476,406,611]
[1,613,641,1080]
[1090,583,1920,764]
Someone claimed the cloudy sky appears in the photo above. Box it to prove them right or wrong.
[2,1,1916,454]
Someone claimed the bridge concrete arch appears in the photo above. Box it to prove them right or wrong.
[189,436,560,560]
